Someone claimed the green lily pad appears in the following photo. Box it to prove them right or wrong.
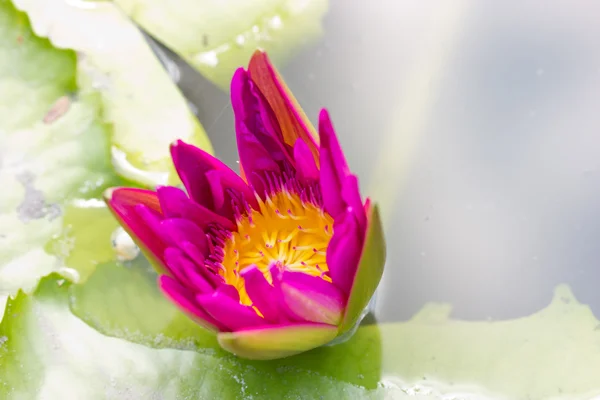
[14,0,213,187]
[44,202,121,285]
[5,266,600,398]
[113,0,329,90]
[69,256,217,350]
[378,285,600,399]
[0,274,382,399]
[0,0,218,297]
[0,0,119,296]
[69,256,383,389]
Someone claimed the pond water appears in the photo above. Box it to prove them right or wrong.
[2,1,600,399]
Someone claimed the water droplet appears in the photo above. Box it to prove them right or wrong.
[235,34,246,47]
[58,267,80,282]
[195,50,219,68]
[269,15,283,29]
[111,227,140,262]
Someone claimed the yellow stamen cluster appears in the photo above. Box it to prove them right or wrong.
[219,190,334,306]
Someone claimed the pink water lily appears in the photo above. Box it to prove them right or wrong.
[104,51,385,360]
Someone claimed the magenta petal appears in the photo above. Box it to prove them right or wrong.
[205,169,259,219]
[319,109,349,175]
[241,265,280,323]
[132,204,170,262]
[104,188,167,269]
[341,175,367,231]
[156,186,187,218]
[197,292,265,331]
[170,140,249,214]
[279,271,345,325]
[319,152,345,218]
[164,248,214,293]
[179,241,223,286]
[157,186,235,231]
[327,210,363,294]
[161,218,209,254]
[158,275,223,332]
[235,119,281,192]
[216,284,241,302]
[231,68,291,167]
[247,51,320,161]
[319,109,350,218]
[293,139,319,183]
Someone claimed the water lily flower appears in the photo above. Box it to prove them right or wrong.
[104,50,386,360]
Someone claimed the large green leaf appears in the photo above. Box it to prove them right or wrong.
[0,0,214,296]
[14,0,213,186]
[68,257,383,388]
[114,0,329,89]
[0,0,119,296]
[3,266,600,398]
[0,274,383,399]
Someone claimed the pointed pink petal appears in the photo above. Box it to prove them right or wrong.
[279,271,345,325]
[205,169,259,219]
[327,209,363,294]
[197,291,265,331]
[161,218,209,254]
[320,151,345,217]
[104,188,168,271]
[215,284,240,302]
[234,119,280,194]
[231,68,292,166]
[247,51,319,165]
[164,247,214,293]
[217,323,338,360]
[241,265,280,323]
[293,139,319,183]
[170,140,253,215]
[319,109,350,218]
[158,275,223,332]
[157,186,235,231]
[179,241,223,286]
[319,109,349,173]
[341,175,367,231]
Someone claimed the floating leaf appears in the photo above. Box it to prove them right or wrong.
[0,0,118,296]
[114,0,329,89]
[0,274,382,399]
[14,0,213,187]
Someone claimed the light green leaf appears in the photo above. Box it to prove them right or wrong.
[69,256,217,350]
[45,201,121,285]
[114,0,329,89]
[0,274,382,399]
[0,0,119,296]
[218,323,338,360]
[377,285,600,399]
[0,0,217,296]
[340,203,386,334]
[14,0,213,187]
[68,256,383,388]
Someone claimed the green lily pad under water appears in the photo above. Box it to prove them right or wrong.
[2,262,600,399]
[114,0,329,90]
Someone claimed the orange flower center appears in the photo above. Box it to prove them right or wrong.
[218,189,334,306]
